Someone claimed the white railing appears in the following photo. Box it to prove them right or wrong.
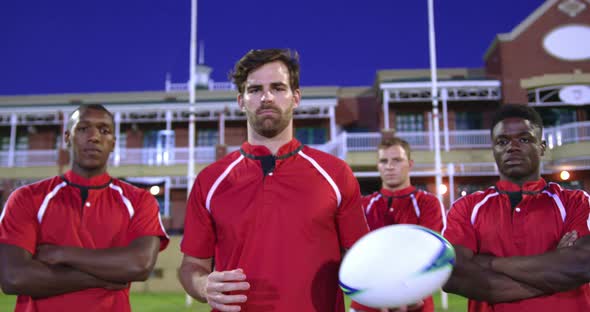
[543,121,590,149]
[3,122,590,169]
[0,150,58,167]
[355,162,497,177]
[448,130,490,149]
[113,146,241,166]
[165,81,236,92]
[165,82,189,92]
[311,132,348,159]
[346,132,382,152]
[208,81,236,91]
[347,130,490,151]
[347,122,590,152]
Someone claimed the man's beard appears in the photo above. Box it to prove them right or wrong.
[247,103,294,138]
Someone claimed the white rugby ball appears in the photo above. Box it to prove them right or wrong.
[339,224,455,308]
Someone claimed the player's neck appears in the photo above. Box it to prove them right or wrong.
[70,164,107,179]
[499,172,541,187]
[247,124,293,155]
[382,181,411,193]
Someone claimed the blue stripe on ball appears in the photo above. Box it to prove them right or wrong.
[339,280,364,296]
[415,226,456,274]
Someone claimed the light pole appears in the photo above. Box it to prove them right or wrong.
[187,0,197,196]
[427,0,448,309]
[185,0,198,307]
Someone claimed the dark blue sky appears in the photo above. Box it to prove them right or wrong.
[0,1,543,95]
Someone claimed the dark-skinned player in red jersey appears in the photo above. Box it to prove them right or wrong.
[0,104,169,312]
[443,104,590,312]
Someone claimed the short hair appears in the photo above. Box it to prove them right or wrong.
[490,104,543,137]
[67,104,114,132]
[378,137,412,160]
[230,49,300,94]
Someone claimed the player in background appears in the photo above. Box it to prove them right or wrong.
[351,137,446,312]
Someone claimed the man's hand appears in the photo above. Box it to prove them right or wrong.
[204,268,250,312]
[35,245,66,265]
[557,231,578,249]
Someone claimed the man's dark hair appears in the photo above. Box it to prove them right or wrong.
[490,104,544,137]
[230,49,300,94]
[379,137,412,161]
[67,104,114,131]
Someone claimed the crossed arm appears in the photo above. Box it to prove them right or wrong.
[490,232,590,293]
[442,245,547,303]
[0,236,160,298]
[443,231,587,303]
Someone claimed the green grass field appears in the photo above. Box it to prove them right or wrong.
[0,291,467,311]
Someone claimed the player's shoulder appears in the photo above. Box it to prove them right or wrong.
[18,176,65,196]
[362,191,382,203]
[415,188,439,201]
[110,178,151,200]
[450,187,497,210]
[6,176,64,207]
[547,182,590,202]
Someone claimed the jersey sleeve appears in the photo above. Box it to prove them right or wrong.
[0,187,39,254]
[180,173,216,258]
[126,190,169,251]
[335,163,369,249]
[418,193,446,232]
[563,189,590,237]
[442,196,478,253]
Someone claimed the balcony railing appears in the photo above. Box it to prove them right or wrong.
[0,150,58,167]
[165,81,236,92]
[346,130,491,151]
[543,121,590,148]
[2,121,590,169]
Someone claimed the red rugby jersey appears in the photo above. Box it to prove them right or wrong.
[181,139,369,312]
[350,186,446,312]
[443,178,590,312]
[0,170,169,312]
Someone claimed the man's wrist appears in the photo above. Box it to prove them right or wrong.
[196,274,209,302]
[55,246,69,265]
[489,257,500,273]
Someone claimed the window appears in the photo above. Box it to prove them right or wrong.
[142,130,175,165]
[143,131,158,148]
[537,107,577,127]
[455,112,483,130]
[16,136,28,150]
[118,133,127,149]
[1,137,9,151]
[295,127,327,144]
[395,113,424,132]
[197,129,219,146]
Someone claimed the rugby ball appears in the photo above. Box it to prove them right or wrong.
[339,224,455,308]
